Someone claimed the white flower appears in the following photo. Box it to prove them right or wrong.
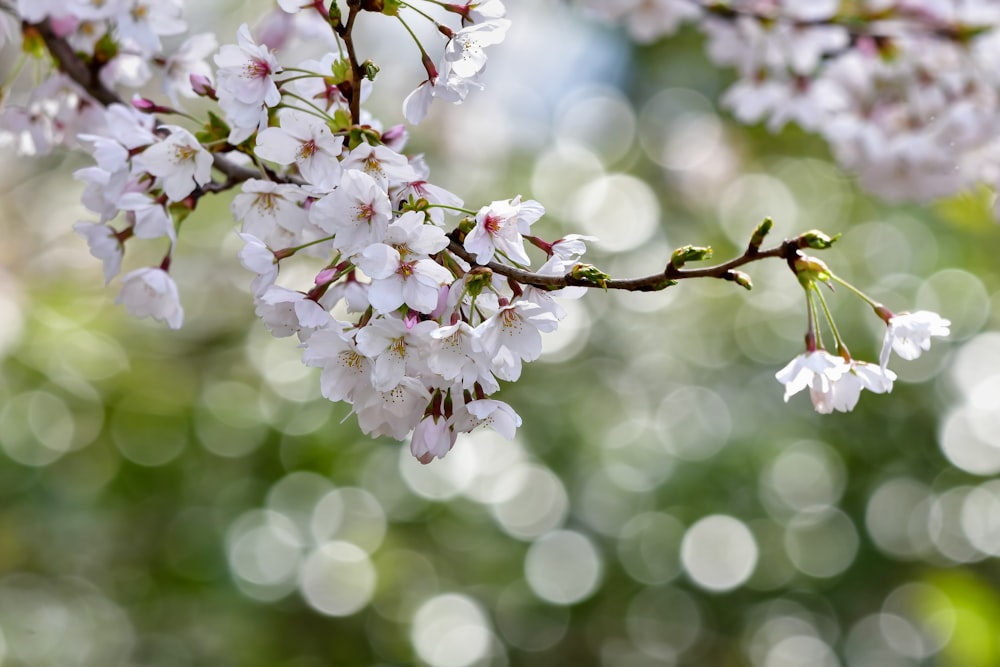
[355,315,437,391]
[115,0,186,54]
[428,321,498,392]
[445,19,511,79]
[232,179,312,249]
[214,24,281,108]
[134,126,213,202]
[340,144,417,191]
[454,399,521,440]
[237,233,279,294]
[118,192,176,243]
[254,110,344,189]
[477,300,555,363]
[301,325,373,403]
[74,222,123,284]
[464,196,542,266]
[775,350,851,414]
[254,285,330,338]
[161,33,218,107]
[357,212,452,314]
[309,169,392,257]
[831,360,896,413]
[880,310,951,367]
[115,267,184,329]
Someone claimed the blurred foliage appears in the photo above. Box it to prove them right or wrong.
[2,3,1000,667]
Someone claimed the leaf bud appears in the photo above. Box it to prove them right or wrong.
[570,263,610,289]
[669,245,713,270]
[748,217,773,251]
[798,229,841,250]
[728,270,753,290]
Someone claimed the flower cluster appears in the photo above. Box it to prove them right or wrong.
[584,0,1000,208]
[0,0,959,461]
[776,252,950,414]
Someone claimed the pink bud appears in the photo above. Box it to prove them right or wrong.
[189,74,216,98]
[131,96,156,112]
[48,15,79,38]
[315,267,337,285]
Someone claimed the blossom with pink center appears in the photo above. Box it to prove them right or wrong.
[255,110,344,189]
[464,196,544,266]
[357,212,452,314]
[309,169,392,256]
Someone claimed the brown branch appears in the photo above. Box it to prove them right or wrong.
[342,1,363,125]
[446,234,802,292]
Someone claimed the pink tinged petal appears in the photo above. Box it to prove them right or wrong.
[410,415,456,464]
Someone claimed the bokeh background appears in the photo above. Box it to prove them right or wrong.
[1,1,1000,665]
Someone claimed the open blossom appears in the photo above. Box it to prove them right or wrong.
[453,398,522,440]
[309,169,392,256]
[301,325,373,404]
[879,310,951,368]
[445,19,511,79]
[775,350,850,414]
[464,196,543,265]
[74,222,123,284]
[831,360,896,413]
[134,126,213,202]
[254,110,344,189]
[357,212,452,314]
[115,267,184,329]
[161,33,218,106]
[215,23,282,142]
[215,23,281,107]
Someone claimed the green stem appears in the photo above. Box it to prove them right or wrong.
[279,91,335,121]
[813,283,848,357]
[829,273,880,308]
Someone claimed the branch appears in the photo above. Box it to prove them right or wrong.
[446,232,803,292]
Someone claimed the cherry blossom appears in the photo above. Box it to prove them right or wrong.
[775,351,851,414]
[254,110,344,189]
[115,267,184,329]
[880,311,952,367]
[134,125,213,202]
